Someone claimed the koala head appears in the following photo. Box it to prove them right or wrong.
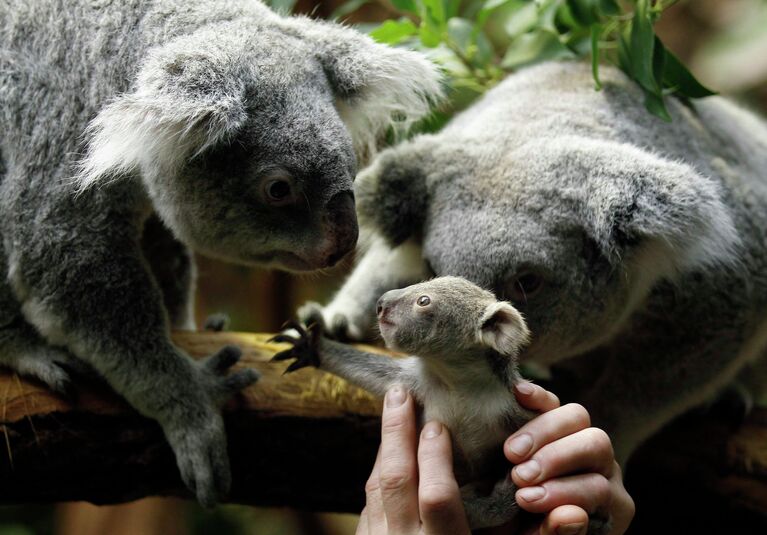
[75,8,442,271]
[358,135,740,365]
[375,276,530,361]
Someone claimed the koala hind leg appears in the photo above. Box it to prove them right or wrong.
[141,214,196,330]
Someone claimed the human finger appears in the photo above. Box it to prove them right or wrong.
[379,385,420,533]
[505,403,591,464]
[540,504,590,535]
[417,421,471,535]
[364,447,387,535]
[514,381,560,413]
[511,427,614,487]
[515,472,611,515]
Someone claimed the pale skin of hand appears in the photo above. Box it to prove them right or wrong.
[356,383,635,535]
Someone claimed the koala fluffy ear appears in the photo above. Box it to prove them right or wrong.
[354,139,431,246]
[538,138,741,275]
[75,44,247,190]
[288,18,443,164]
[478,302,531,357]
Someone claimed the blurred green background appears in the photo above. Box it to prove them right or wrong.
[2,0,766,534]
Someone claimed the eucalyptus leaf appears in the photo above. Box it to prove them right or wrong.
[370,19,418,44]
[662,49,717,98]
[391,0,418,14]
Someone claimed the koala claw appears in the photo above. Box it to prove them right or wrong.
[269,321,322,374]
[199,345,260,403]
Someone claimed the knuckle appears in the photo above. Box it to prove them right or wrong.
[419,483,457,514]
[585,428,614,458]
[364,476,381,495]
[563,403,591,428]
[379,468,414,493]
[589,474,612,506]
[381,413,408,434]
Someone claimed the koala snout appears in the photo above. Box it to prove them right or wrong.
[321,191,359,266]
[377,289,406,322]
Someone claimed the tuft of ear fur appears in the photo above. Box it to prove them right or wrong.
[75,44,247,191]
[283,17,444,164]
[478,302,531,357]
[355,140,430,245]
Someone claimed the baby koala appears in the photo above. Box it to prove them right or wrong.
[272,276,535,529]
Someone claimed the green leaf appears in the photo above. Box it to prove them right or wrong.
[590,24,602,90]
[421,0,447,27]
[445,0,462,19]
[628,0,659,93]
[475,28,495,66]
[419,22,443,47]
[501,2,539,38]
[501,30,575,69]
[370,19,419,44]
[644,89,672,122]
[597,0,620,16]
[447,17,473,54]
[567,0,599,26]
[662,49,717,98]
[391,0,418,13]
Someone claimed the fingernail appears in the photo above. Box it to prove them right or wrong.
[557,523,585,535]
[516,381,534,395]
[507,433,533,457]
[386,385,406,407]
[518,486,545,502]
[514,459,541,482]
[423,421,442,439]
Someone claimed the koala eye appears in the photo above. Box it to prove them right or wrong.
[261,174,296,207]
[507,271,544,304]
[417,295,431,307]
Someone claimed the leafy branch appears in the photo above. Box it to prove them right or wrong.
[359,0,715,121]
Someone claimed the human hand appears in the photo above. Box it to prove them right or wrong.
[357,385,472,535]
[500,382,635,535]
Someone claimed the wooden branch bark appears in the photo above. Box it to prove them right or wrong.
[0,332,384,511]
[1,331,766,533]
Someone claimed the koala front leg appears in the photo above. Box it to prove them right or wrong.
[300,235,428,341]
[141,214,196,331]
[272,322,416,396]
[9,233,258,506]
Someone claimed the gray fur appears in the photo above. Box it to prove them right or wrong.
[292,276,534,529]
[0,0,442,505]
[309,61,767,464]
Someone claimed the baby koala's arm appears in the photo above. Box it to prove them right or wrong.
[271,322,416,396]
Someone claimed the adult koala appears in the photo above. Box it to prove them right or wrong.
[306,61,767,463]
[0,0,441,504]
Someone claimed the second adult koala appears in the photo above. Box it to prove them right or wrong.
[273,276,546,530]
[0,0,441,504]
[305,61,767,465]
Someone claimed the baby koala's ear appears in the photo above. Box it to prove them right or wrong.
[478,302,531,357]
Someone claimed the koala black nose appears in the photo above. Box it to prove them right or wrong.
[324,191,359,266]
[376,297,385,317]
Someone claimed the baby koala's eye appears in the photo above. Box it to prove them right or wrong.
[260,171,297,207]
[417,295,431,307]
